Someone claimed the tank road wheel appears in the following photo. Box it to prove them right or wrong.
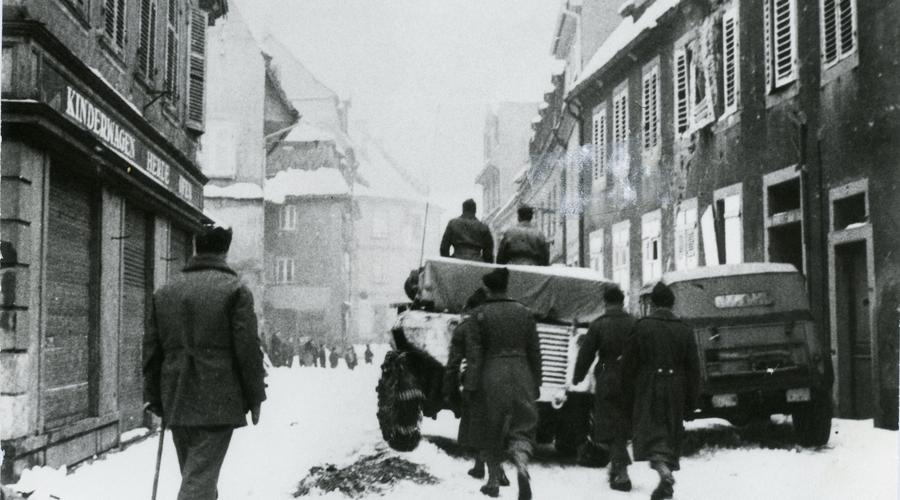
[376,350,424,451]
[792,392,833,447]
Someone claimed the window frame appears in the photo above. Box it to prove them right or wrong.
[164,0,181,107]
[611,83,629,168]
[713,183,744,265]
[611,220,631,302]
[589,228,605,278]
[674,198,699,271]
[275,257,296,284]
[762,165,806,274]
[102,0,128,52]
[279,204,298,231]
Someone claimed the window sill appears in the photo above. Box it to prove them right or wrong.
[714,111,741,133]
[98,37,127,71]
[821,51,859,88]
[765,81,799,109]
[55,0,92,31]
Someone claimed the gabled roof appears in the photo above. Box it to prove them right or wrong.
[261,34,338,102]
[569,0,681,98]
[353,131,428,203]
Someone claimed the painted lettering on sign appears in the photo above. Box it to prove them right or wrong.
[65,86,136,159]
[146,151,172,185]
[178,176,193,201]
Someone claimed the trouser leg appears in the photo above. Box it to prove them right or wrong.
[170,426,234,500]
[649,460,675,500]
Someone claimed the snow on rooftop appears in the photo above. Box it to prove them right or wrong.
[204,182,264,200]
[264,168,350,203]
[571,0,682,93]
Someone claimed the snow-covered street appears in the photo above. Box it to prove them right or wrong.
[12,350,899,500]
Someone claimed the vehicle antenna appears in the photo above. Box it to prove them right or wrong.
[418,202,430,268]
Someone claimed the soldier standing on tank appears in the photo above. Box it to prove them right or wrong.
[621,282,701,500]
[496,206,549,266]
[464,268,541,500]
[572,285,636,491]
[440,199,494,263]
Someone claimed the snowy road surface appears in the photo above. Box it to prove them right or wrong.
[11,347,899,500]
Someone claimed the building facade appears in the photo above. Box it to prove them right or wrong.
[569,0,899,429]
[1,0,225,480]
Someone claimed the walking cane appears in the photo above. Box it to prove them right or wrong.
[151,420,166,500]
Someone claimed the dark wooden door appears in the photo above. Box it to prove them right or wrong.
[119,204,151,430]
[43,169,97,429]
[835,240,873,418]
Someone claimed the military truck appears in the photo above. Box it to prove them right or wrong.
[639,263,833,446]
[376,257,615,454]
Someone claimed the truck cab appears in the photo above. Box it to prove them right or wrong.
[640,263,833,446]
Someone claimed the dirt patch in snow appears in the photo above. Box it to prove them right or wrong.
[294,449,438,498]
[683,420,810,456]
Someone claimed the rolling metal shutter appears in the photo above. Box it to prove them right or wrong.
[43,169,97,429]
[119,204,151,430]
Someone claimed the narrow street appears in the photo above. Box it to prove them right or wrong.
[16,352,897,500]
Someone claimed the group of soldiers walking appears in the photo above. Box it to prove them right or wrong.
[439,199,701,500]
[267,335,373,370]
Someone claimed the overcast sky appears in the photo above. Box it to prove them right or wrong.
[234,0,562,212]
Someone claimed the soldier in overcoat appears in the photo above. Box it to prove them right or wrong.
[496,206,549,266]
[464,268,541,500]
[143,226,267,500]
[621,282,700,500]
[572,285,636,491]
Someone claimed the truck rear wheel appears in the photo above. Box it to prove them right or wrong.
[376,350,424,451]
[792,393,832,447]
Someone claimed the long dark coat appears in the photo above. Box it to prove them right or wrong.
[496,222,549,266]
[573,306,636,443]
[143,255,267,427]
[463,298,542,457]
[620,308,700,469]
[439,214,495,263]
[444,317,479,448]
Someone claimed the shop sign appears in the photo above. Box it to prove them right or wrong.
[42,65,202,208]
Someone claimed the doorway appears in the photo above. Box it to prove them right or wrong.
[834,240,873,418]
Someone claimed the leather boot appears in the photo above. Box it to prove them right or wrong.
[608,463,632,492]
[497,466,510,487]
[649,462,675,500]
[510,449,532,500]
[468,456,485,479]
[479,462,501,497]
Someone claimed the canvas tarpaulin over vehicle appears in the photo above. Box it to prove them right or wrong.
[418,257,613,324]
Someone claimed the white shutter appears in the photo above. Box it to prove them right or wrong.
[164,0,178,97]
[722,9,739,115]
[641,213,661,284]
[138,0,158,76]
[592,106,607,182]
[723,194,743,264]
[674,48,689,135]
[589,229,604,277]
[642,66,660,150]
[764,0,773,91]
[772,0,798,87]
[104,0,127,48]
[612,221,630,301]
[187,8,208,131]
[613,88,628,149]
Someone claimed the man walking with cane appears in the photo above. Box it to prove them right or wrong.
[143,225,267,500]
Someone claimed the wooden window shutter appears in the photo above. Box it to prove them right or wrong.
[722,9,739,114]
[138,0,158,77]
[772,0,797,88]
[592,107,606,181]
[186,8,208,131]
[821,0,839,65]
[838,0,856,56]
[674,48,689,134]
[165,0,179,98]
[642,66,659,149]
[104,0,126,48]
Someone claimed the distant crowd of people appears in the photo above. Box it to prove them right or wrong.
[265,334,374,370]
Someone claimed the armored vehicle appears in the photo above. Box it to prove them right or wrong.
[640,263,833,446]
[377,257,616,453]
